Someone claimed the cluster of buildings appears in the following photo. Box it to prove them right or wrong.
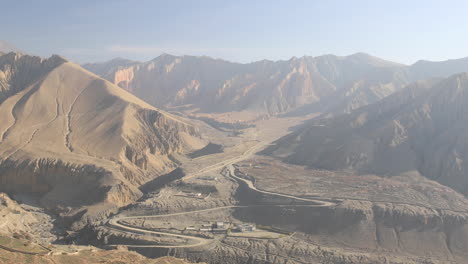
[184,221,256,234]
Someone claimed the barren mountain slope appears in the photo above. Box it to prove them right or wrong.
[410,56,468,81]
[84,53,410,116]
[0,52,204,225]
[85,53,468,119]
[265,74,468,195]
[83,57,139,83]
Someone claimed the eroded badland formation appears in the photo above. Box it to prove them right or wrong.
[1,46,468,263]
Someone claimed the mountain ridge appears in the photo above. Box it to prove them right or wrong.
[0,52,204,227]
[84,52,468,119]
[83,52,410,116]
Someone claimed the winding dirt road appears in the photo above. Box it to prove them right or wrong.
[182,141,266,181]
[107,218,210,248]
[226,164,336,207]
[107,163,336,248]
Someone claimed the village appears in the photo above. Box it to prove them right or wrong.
[184,221,256,234]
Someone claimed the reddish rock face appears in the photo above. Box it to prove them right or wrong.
[86,53,468,118]
[113,66,135,91]
[85,53,410,116]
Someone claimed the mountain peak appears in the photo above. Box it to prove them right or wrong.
[49,54,68,63]
[348,52,373,58]
[0,52,68,67]
[347,52,404,67]
[109,57,137,63]
[153,53,177,60]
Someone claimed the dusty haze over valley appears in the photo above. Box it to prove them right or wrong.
[2,1,468,263]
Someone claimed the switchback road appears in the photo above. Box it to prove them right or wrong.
[107,164,337,248]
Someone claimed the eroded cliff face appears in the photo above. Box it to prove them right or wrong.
[0,193,39,235]
[95,199,467,263]
[0,159,108,195]
[0,52,66,103]
[84,53,410,116]
[225,200,468,263]
[113,66,135,91]
[85,53,468,119]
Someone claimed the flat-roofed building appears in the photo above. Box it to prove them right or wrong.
[236,223,256,232]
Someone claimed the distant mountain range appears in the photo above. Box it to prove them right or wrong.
[83,52,468,196]
[84,53,468,117]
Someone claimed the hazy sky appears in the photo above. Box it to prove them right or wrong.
[3,0,468,64]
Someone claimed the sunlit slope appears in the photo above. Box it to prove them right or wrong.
[85,53,468,118]
[84,53,409,116]
[0,52,202,216]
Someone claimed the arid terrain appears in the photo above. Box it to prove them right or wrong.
[5,1,468,263]
[83,52,468,119]
[90,115,468,264]
[0,52,205,229]
[1,47,468,264]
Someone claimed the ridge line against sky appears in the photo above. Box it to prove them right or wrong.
[6,40,468,67]
[2,0,468,64]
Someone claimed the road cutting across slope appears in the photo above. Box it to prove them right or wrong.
[107,163,337,248]
[182,140,266,181]
[226,164,336,206]
[107,218,210,248]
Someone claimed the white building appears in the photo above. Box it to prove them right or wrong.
[236,224,256,232]
[215,221,225,228]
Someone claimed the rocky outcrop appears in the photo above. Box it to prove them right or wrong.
[113,66,135,91]
[0,158,120,207]
[0,193,39,235]
[0,52,66,103]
